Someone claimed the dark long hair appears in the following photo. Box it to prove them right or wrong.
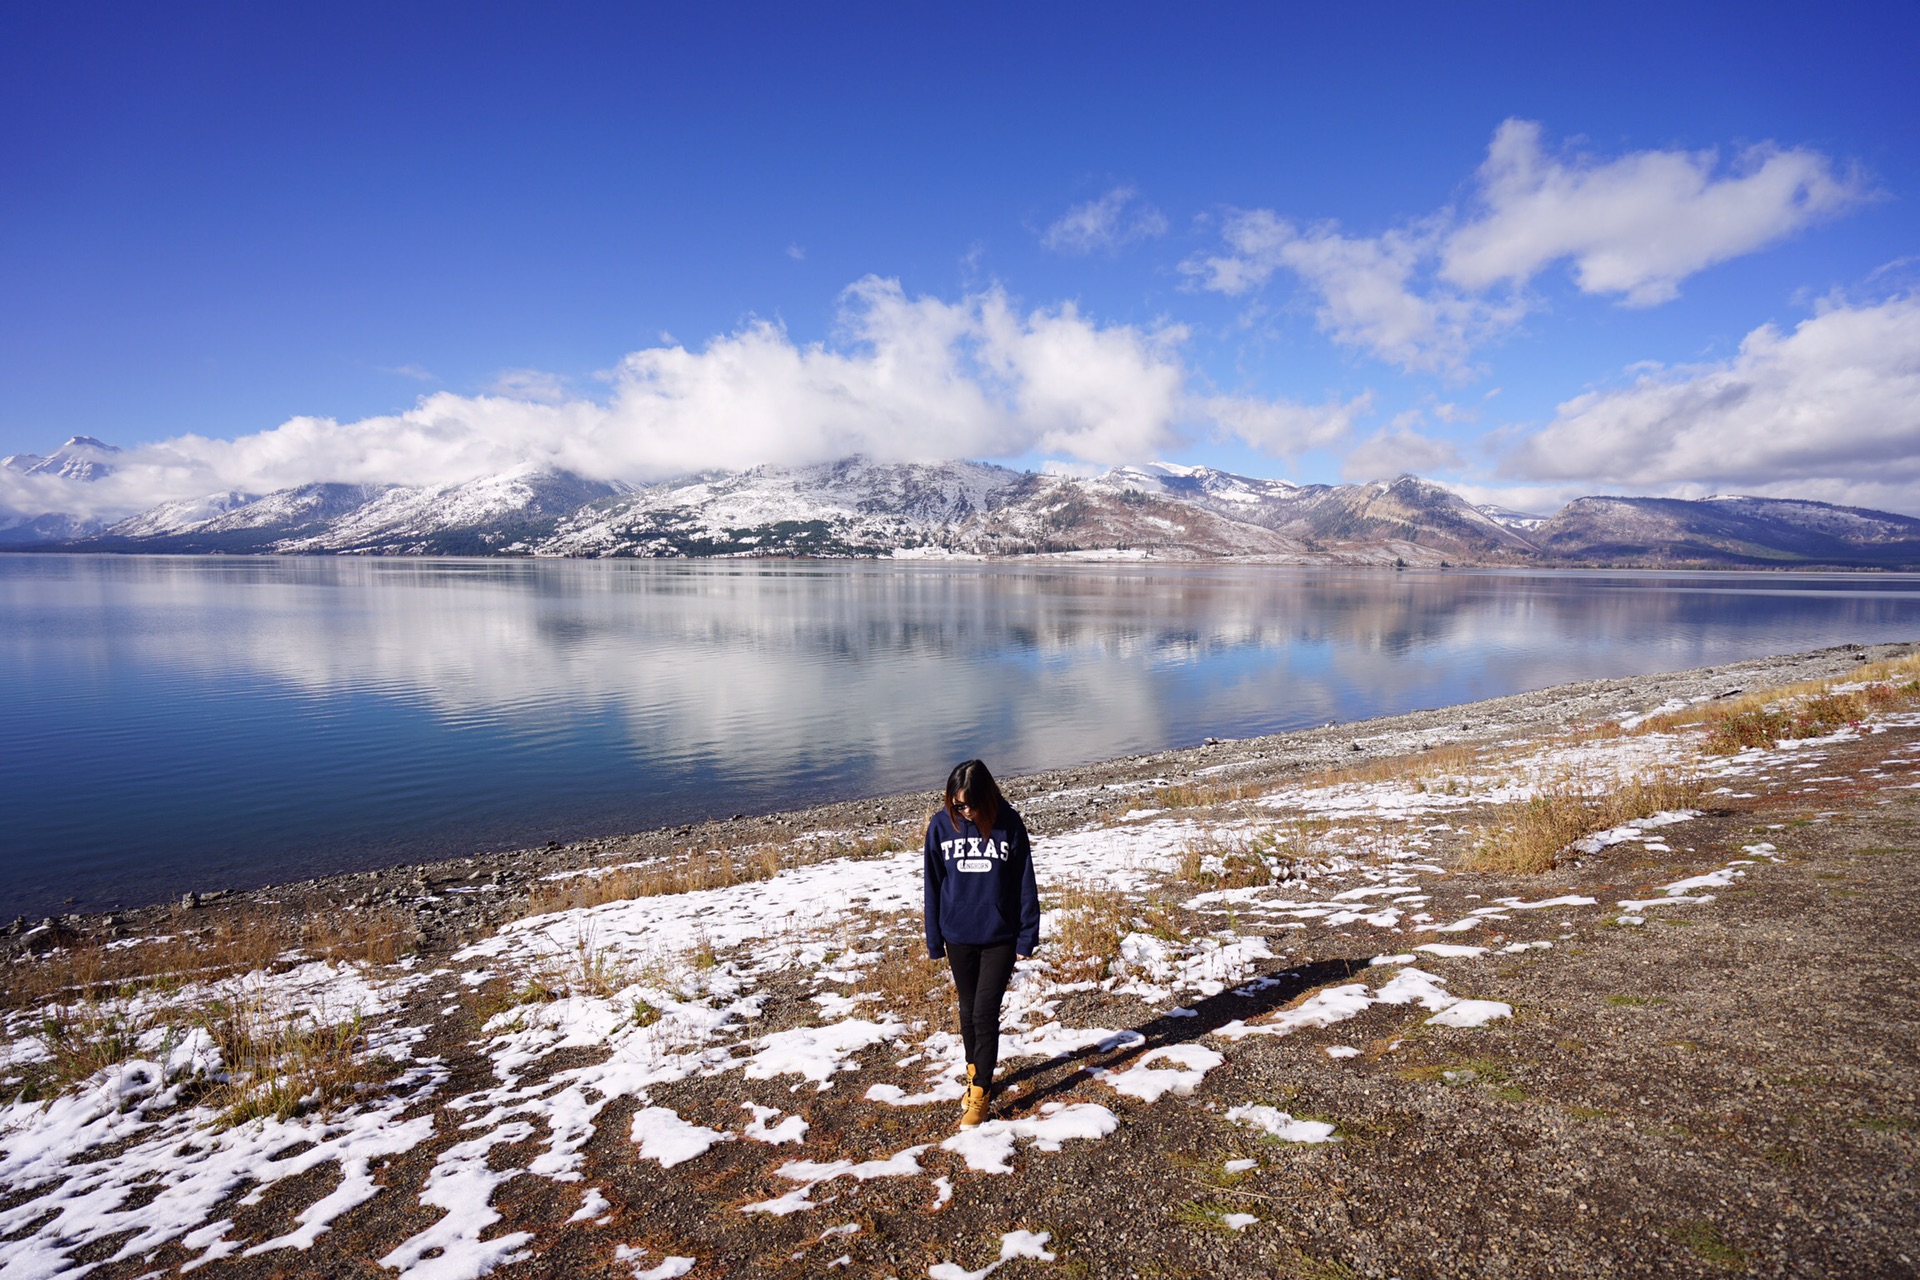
[943,758,1004,834]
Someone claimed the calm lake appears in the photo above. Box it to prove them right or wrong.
[6,554,1920,916]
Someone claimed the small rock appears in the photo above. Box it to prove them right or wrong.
[181,892,199,910]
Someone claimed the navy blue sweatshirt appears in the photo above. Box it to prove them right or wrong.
[924,805,1040,958]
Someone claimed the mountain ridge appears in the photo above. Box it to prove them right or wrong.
[7,448,1920,568]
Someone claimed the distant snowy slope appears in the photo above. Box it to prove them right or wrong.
[283,468,627,554]
[107,491,260,537]
[954,472,1309,559]
[86,470,623,554]
[1534,495,1920,566]
[540,458,1031,557]
[1475,503,1550,532]
[1285,475,1539,557]
[18,442,1920,565]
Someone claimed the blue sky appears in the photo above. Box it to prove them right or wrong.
[3,2,1917,517]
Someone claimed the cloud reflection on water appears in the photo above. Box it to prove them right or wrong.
[3,556,1917,914]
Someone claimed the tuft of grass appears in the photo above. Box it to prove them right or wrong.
[1176,830,1294,889]
[200,995,392,1126]
[1152,778,1267,810]
[1300,741,1489,795]
[848,934,948,1015]
[20,998,156,1098]
[1467,769,1702,873]
[1666,1221,1748,1271]
[1699,685,1900,752]
[1045,883,1135,982]
[1276,1254,1362,1280]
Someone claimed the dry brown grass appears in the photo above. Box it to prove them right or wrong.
[1152,777,1269,809]
[3,908,419,1105]
[1043,881,1182,982]
[302,907,418,967]
[1046,884,1134,982]
[1468,769,1704,873]
[522,828,910,919]
[200,994,394,1125]
[1176,830,1296,889]
[0,910,298,1010]
[1295,742,1489,794]
[23,998,153,1098]
[846,932,950,1016]
[1636,652,1920,750]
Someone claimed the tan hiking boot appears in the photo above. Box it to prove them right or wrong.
[959,1063,975,1113]
[959,1084,990,1129]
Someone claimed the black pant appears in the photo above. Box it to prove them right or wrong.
[946,941,1017,1088]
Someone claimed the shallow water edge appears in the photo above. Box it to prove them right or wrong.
[14,639,1904,943]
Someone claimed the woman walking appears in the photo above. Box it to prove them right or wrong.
[923,758,1040,1129]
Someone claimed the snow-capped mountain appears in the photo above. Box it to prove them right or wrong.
[542,458,1027,557]
[88,468,626,555]
[1,435,121,483]
[0,437,123,542]
[1532,495,1920,567]
[13,441,1920,567]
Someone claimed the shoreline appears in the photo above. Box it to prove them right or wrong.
[17,638,1905,955]
[5,635,1918,1276]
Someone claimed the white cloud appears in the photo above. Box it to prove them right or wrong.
[381,363,436,382]
[1501,293,1920,502]
[786,243,806,261]
[1185,211,1520,375]
[1041,186,1169,255]
[1,276,1349,522]
[1203,389,1372,458]
[1443,119,1865,306]
[1186,120,1862,369]
[1340,427,1463,482]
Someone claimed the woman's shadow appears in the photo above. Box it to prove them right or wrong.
[993,955,1373,1113]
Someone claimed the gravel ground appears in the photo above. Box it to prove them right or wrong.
[5,641,1916,1279]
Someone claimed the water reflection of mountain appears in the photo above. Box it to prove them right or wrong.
[26,557,1919,738]
[5,556,1919,914]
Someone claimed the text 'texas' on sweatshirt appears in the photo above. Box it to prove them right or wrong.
[923,806,1040,958]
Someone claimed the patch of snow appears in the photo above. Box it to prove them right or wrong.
[742,1102,808,1144]
[928,1230,1056,1280]
[940,1103,1119,1173]
[1225,1105,1339,1143]
[1091,1045,1225,1102]
[630,1106,734,1168]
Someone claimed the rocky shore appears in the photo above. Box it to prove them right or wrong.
[3,638,1918,1278]
[13,640,1893,962]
